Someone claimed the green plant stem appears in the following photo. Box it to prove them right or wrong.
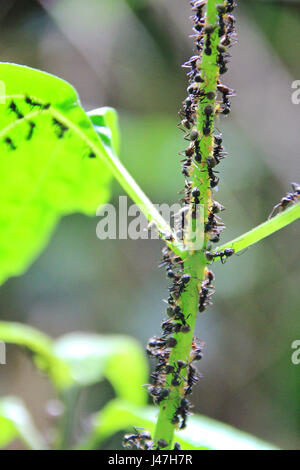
[214,203,300,256]
[153,252,206,447]
[153,0,220,449]
[55,388,80,450]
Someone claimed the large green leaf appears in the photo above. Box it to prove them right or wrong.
[0,63,118,285]
[0,321,72,388]
[0,396,47,449]
[80,399,278,451]
[54,333,148,405]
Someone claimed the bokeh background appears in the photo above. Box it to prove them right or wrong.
[0,0,299,450]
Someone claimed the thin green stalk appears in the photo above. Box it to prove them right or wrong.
[153,253,206,446]
[153,0,221,449]
[214,202,300,255]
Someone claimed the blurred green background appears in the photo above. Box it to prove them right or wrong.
[0,0,299,450]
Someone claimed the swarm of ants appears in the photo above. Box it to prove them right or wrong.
[4,95,96,158]
[124,0,238,450]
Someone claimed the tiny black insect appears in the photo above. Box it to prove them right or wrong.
[206,248,235,264]
[4,137,17,150]
[9,101,24,120]
[26,121,36,140]
[268,183,300,219]
[25,96,50,110]
[157,439,168,450]
[52,118,69,139]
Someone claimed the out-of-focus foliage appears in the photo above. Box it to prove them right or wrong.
[0,322,278,450]
[54,333,148,405]
[0,321,72,389]
[0,322,147,401]
[81,398,278,450]
[0,396,47,450]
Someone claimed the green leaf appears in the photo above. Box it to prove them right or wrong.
[54,333,148,405]
[0,396,47,449]
[80,399,278,451]
[0,63,116,285]
[0,321,72,389]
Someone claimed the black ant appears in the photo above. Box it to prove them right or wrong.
[171,361,186,387]
[175,398,191,429]
[194,139,202,163]
[217,4,226,37]
[268,183,300,219]
[26,121,36,140]
[156,439,168,450]
[226,14,236,36]
[204,24,215,56]
[206,248,235,264]
[25,96,50,110]
[217,47,228,75]
[9,101,24,119]
[173,442,181,450]
[123,430,153,450]
[4,137,17,150]
[192,187,201,205]
[52,118,69,139]
[226,0,236,14]
[185,364,199,395]
[190,338,205,362]
[208,167,219,188]
[156,388,170,404]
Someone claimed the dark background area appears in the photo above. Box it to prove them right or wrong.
[0,0,299,449]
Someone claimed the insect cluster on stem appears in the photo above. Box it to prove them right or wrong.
[125,0,237,450]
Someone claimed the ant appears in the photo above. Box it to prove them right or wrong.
[206,248,235,264]
[4,137,17,150]
[217,3,226,37]
[226,0,236,14]
[9,100,24,119]
[202,105,214,137]
[123,429,153,450]
[208,167,219,188]
[194,139,202,163]
[185,364,199,395]
[203,24,215,56]
[156,439,168,450]
[52,118,69,139]
[156,388,170,404]
[190,338,205,362]
[25,96,50,110]
[26,121,36,140]
[175,398,191,430]
[268,183,300,219]
[192,187,201,205]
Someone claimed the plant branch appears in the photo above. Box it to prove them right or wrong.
[214,203,300,255]
[153,0,221,449]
